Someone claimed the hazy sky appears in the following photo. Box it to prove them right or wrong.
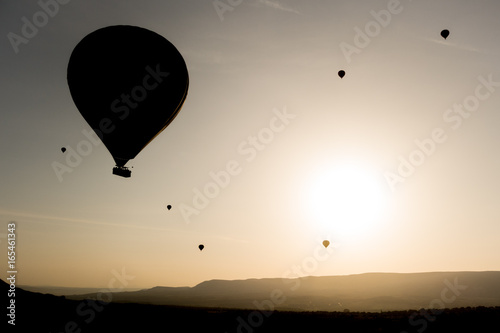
[1,0,500,289]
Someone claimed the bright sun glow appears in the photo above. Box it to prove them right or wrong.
[306,163,388,238]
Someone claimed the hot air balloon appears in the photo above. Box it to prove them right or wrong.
[61,147,66,153]
[167,205,172,210]
[198,244,204,251]
[440,29,449,40]
[338,70,345,79]
[67,25,189,178]
[322,240,330,248]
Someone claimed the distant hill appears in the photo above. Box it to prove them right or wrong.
[18,285,141,296]
[64,271,500,312]
[3,277,500,333]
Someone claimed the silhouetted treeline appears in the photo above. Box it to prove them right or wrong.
[3,279,500,333]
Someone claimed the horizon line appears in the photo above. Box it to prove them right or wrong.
[11,269,500,290]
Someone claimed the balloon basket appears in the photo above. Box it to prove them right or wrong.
[113,166,131,178]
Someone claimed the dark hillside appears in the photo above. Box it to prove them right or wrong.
[3,279,500,333]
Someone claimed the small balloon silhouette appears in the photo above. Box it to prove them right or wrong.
[167,205,172,210]
[322,240,330,248]
[198,244,204,251]
[338,70,345,79]
[61,147,66,153]
[440,29,449,40]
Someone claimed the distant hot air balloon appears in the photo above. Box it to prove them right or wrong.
[61,147,66,153]
[198,244,204,251]
[322,240,330,248]
[67,25,189,178]
[338,70,345,79]
[167,205,172,210]
[440,29,450,40]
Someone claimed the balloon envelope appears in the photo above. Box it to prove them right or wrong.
[198,244,204,251]
[61,147,66,153]
[167,205,172,210]
[322,240,330,248]
[440,29,449,39]
[338,70,345,79]
[67,25,189,171]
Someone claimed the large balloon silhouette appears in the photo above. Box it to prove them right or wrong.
[322,240,330,248]
[67,25,189,177]
[198,244,204,251]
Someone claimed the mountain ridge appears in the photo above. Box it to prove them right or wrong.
[3,278,500,332]
[59,271,500,312]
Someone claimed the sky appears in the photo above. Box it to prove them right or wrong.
[1,0,500,289]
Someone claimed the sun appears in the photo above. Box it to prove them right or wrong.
[305,162,388,238]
